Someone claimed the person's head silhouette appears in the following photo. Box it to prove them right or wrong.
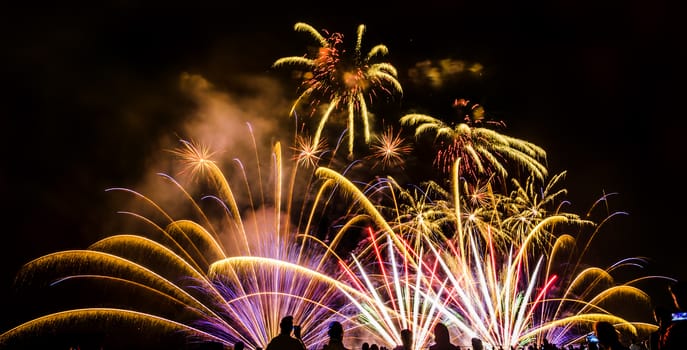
[400,329,412,349]
[328,321,344,342]
[280,316,294,335]
[433,323,450,344]
[594,321,620,347]
[471,337,483,350]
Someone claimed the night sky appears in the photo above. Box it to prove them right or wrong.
[2,0,684,346]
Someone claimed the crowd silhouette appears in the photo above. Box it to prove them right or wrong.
[265,316,307,350]
[198,280,687,350]
[429,323,459,350]
[322,321,349,350]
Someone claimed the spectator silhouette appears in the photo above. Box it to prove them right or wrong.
[266,316,307,350]
[660,280,687,349]
[649,305,672,350]
[322,321,349,350]
[429,323,458,350]
[393,329,413,350]
[594,321,630,350]
[471,337,484,350]
[370,344,379,350]
[542,338,556,350]
[200,342,225,350]
[235,341,245,350]
[362,342,370,350]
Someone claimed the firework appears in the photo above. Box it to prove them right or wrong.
[431,163,659,348]
[292,134,328,169]
[399,101,548,183]
[273,22,403,157]
[1,22,671,350]
[312,160,668,349]
[0,132,357,350]
[0,135,668,350]
[366,126,413,170]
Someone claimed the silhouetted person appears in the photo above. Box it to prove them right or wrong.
[542,338,556,350]
[362,342,370,350]
[594,321,630,350]
[660,280,687,349]
[471,337,484,350]
[200,341,225,350]
[266,316,307,350]
[649,305,672,350]
[322,321,349,350]
[370,343,380,350]
[235,341,245,350]
[393,329,413,350]
[430,323,459,350]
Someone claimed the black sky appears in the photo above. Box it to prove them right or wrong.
[2,0,685,339]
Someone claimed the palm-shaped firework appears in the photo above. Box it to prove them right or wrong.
[273,22,403,157]
[400,100,548,184]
